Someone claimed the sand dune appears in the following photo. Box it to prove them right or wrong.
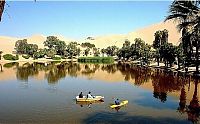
[132,20,181,45]
[90,20,181,49]
[0,20,181,53]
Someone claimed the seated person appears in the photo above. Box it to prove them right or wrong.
[79,92,83,98]
[87,91,94,98]
[115,99,120,105]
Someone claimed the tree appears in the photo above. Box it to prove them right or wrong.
[15,39,29,54]
[165,0,200,71]
[0,0,5,22]
[26,44,38,56]
[175,43,185,70]
[153,31,162,66]
[44,36,66,55]
[161,29,168,45]
[77,48,81,57]
[93,47,100,56]
[46,48,56,58]
[101,48,106,57]
[66,42,79,58]
[55,40,66,55]
[118,39,132,60]
[33,48,46,59]
[152,29,170,67]
[141,44,153,65]
[84,48,90,57]
[0,51,2,60]
[134,38,146,59]
[81,42,95,48]
[44,36,58,49]
[160,43,176,67]
[105,46,118,56]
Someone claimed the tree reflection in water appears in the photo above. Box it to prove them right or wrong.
[186,78,200,123]
[3,61,200,123]
[0,63,2,72]
[16,62,39,81]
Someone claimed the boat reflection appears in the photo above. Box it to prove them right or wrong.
[76,100,104,108]
[0,61,199,123]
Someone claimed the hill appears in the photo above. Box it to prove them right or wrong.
[0,20,181,53]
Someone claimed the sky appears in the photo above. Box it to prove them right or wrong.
[0,1,172,39]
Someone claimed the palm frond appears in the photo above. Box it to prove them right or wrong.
[165,14,187,22]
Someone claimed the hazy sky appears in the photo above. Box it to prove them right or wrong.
[0,1,172,39]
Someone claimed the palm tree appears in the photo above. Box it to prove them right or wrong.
[166,0,200,71]
[161,29,168,45]
[0,64,2,72]
[0,51,2,60]
[165,0,200,72]
[153,31,162,66]
[0,0,5,22]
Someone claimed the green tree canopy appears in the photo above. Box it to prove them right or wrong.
[81,42,95,48]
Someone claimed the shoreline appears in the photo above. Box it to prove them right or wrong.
[0,58,199,76]
[0,58,77,64]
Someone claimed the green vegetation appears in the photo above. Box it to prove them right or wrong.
[0,50,2,60]
[33,48,47,59]
[15,39,38,55]
[105,45,119,56]
[93,47,100,56]
[78,57,114,63]
[3,0,199,74]
[44,36,66,55]
[66,42,80,58]
[3,62,18,68]
[81,42,95,48]
[3,54,19,60]
[22,55,30,59]
[46,49,56,58]
[165,0,200,72]
[52,56,61,60]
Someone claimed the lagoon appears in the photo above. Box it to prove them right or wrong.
[0,62,199,124]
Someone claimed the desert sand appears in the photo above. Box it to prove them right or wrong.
[0,20,180,55]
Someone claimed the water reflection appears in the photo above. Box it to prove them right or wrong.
[76,101,104,108]
[0,63,2,72]
[187,78,200,123]
[0,62,199,123]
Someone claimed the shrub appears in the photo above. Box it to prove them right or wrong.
[22,55,30,59]
[78,57,114,63]
[3,54,19,60]
[52,57,61,60]
[61,56,67,59]
[3,62,18,68]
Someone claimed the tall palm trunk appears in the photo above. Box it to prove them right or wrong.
[157,56,159,66]
[0,0,5,21]
[0,64,2,72]
[195,46,199,73]
[178,55,181,70]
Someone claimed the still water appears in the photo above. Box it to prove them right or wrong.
[0,62,199,124]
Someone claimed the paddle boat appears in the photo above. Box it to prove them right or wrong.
[76,96,104,102]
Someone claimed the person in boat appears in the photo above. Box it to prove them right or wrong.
[79,92,83,98]
[115,98,120,105]
[87,91,94,98]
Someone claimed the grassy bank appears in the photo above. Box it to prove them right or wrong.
[78,57,114,63]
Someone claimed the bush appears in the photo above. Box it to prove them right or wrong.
[3,54,19,60]
[78,57,114,63]
[52,57,61,60]
[61,56,67,59]
[22,55,30,59]
[3,62,18,68]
